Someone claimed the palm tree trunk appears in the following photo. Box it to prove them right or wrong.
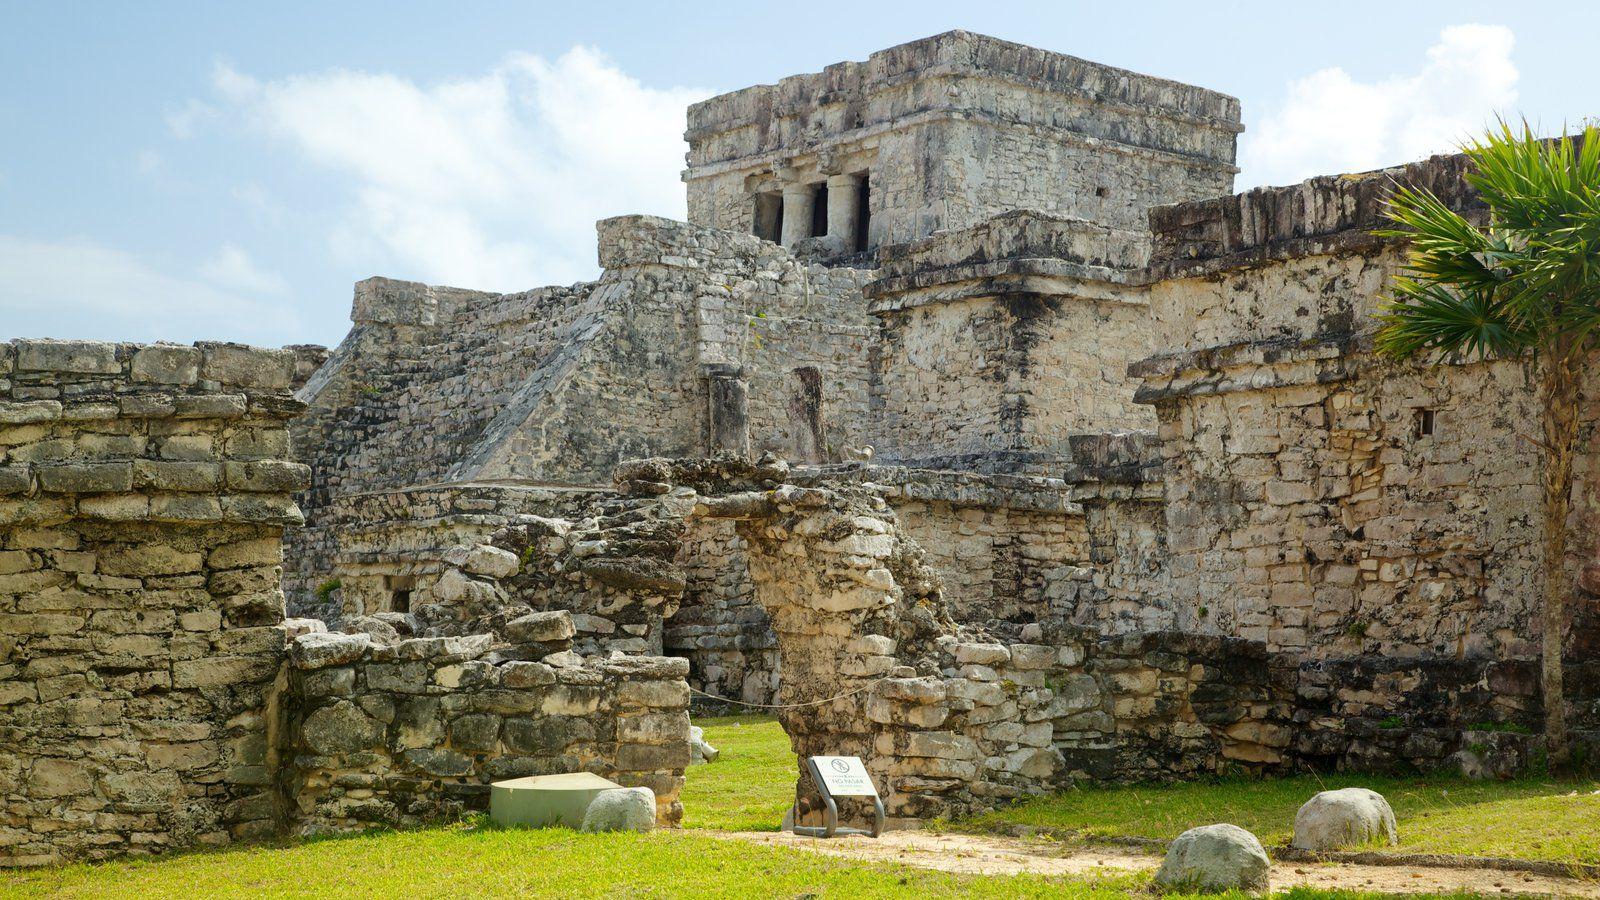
[1539,343,1579,770]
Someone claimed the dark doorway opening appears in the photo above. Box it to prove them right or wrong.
[386,575,415,613]
[854,174,871,253]
[810,183,829,238]
[753,192,783,242]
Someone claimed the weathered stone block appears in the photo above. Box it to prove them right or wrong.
[197,343,294,390]
[16,340,119,374]
[618,679,689,708]
[301,701,386,755]
[131,345,201,384]
[615,742,691,771]
[449,714,502,751]
[37,462,133,494]
[618,711,689,746]
[290,632,372,670]
[506,610,576,644]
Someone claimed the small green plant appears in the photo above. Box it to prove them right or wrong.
[1467,721,1534,735]
[1346,621,1369,639]
[354,381,382,397]
[1378,715,1405,730]
[1197,605,1209,618]
[315,578,342,602]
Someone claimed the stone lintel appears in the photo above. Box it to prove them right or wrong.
[685,106,1240,186]
[864,262,1144,313]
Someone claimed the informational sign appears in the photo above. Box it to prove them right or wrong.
[811,756,877,797]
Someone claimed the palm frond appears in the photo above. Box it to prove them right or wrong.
[1374,280,1528,360]
[1376,119,1600,363]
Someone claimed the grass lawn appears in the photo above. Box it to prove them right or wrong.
[961,772,1600,863]
[4,714,1596,897]
[0,825,1148,900]
[679,714,796,831]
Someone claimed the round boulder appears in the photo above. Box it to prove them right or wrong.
[1155,823,1271,895]
[580,787,656,833]
[1291,787,1397,851]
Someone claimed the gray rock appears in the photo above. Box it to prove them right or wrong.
[506,610,576,644]
[301,701,385,755]
[290,631,372,670]
[689,724,719,765]
[282,617,327,638]
[465,545,520,579]
[1292,788,1397,851]
[580,787,656,833]
[342,615,402,646]
[1155,824,1271,895]
[370,611,417,636]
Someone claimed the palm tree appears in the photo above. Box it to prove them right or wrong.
[1376,121,1600,768]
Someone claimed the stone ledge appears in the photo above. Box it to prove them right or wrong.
[686,31,1241,154]
[1147,152,1482,279]
[5,339,299,391]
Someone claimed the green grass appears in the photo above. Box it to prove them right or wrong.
[0,823,1146,900]
[681,714,797,831]
[3,713,1594,897]
[962,773,1600,863]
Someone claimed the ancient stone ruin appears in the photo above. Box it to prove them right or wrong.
[6,30,1600,866]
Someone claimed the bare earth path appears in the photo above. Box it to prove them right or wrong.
[718,830,1600,897]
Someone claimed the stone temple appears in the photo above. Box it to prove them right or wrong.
[5,31,1599,866]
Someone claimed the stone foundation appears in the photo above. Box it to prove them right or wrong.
[282,634,690,831]
[0,339,306,866]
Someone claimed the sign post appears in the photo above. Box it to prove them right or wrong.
[790,756,884,838]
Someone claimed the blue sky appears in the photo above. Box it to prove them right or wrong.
[3,1,1598,348]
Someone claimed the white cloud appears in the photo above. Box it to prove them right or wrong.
[0,235,298,344]
[1238,24,1519,189]
[208,47,712,291]
[165,98,217,140]
[200,243,288,294]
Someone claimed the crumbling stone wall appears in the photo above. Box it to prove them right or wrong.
[1292,655,1600,772]
[1137,154,1600,659]
[0,339,307,866]
[587,457,1289,823]
[664,517,777,707]
[289,216,875,611]
[316,483,596,622]
[281,631,690,832]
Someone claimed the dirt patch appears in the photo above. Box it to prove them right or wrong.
[718,829,1600,896]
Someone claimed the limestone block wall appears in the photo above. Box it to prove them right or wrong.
[685,31,1240,246]
[868,294,1153,468]
[1292,655,1600,772]
[864,627,1293,821]
[664,517,777,707]
[863,212,1157,472]
[1137,154,1600,659]
[281,633,691,831]
[602,457,1290,825]
[0,339,307,866]
[310,484,597,622]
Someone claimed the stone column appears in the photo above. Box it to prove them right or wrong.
[826,173,861,255]
[780,183,815,248]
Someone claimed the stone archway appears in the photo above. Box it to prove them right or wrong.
[465,454,1291,826]
[608,456,1068,823]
